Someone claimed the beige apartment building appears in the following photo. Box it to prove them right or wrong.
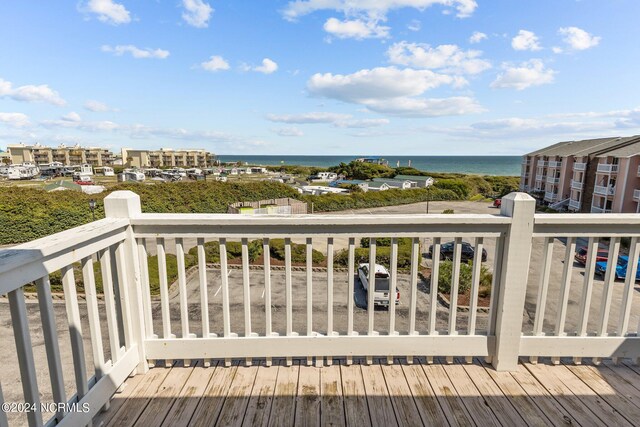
[122,148,216,168]
[520,135,640,213]
[7,143,115,166]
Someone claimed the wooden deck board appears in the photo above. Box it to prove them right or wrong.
[96,359,640,427]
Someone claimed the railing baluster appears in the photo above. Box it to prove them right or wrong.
[409,237,419,336]
[61,265,89,404]
[555,237,576,338]
[577,238,599,336]
[468,237,484,336]
[36,276,66,422]
[197,238,210,338]
[137,239,154,340]
[0,383,8,427]
[428,238,441,338]
[8,288,43,427]
[616,237,640,337]
[263,238,273,367]
[156,238,172,342]
[82,256,110,411]
[346,237,355,366]
[306,237,313,366]
[219,238,232,367]
[367,237,376,365]
[241,238,252,367]
[598,237,620,336]
[176,238,190,342]
[100,248,121,363]
[284,238,293,366]
[327,237,334,335]
[115,241,135,349]
[448,237,463,336]
[529,237,553,364]
[387,238,399,365]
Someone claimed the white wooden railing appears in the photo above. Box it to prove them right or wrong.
[2,190,640,426]
[574,162,586,171]
[597,163,619,173]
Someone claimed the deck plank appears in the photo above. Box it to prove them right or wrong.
[565,363,640,424]
[216,364,260,427]
[479,360,551,427]
[135,363,196,426]
[361,363,398,427]
[461,361,527,426]
[189,363,239,427]
[321,364,346,427]
[381,363,424,427]
[441,362,500,427]
[605,360,640,394]
[509,365,579,427]
[525,362,609,427]
[400,363,449,426]
[105,365,174,427]
[242,364,279,427]
[295,364,321,427]
[161,361,218,427]
[340,363,371,427]
[93,371,146,427]
[422,363,474,427]
[268,361,299,427]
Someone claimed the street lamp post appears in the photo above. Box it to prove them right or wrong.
[89,199,96,222]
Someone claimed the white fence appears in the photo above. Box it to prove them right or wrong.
[2,191,640,426]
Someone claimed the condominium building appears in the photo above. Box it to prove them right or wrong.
[122,148,216,168]
[521,135,640,213]
[7,143,115,166]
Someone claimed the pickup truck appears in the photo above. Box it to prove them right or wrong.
[357,263,400,307]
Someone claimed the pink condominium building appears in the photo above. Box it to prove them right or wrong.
[520,135,640,213]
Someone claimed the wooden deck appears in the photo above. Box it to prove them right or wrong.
[94,358,640,426]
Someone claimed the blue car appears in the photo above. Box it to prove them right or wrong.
[595,255,640,281]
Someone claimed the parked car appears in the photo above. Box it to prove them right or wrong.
[595,255,640,281]
[428,241,488,262]
[574,247,609,265]
[493,198,502,208]
[357,263,400,307]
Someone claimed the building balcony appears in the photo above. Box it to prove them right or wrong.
[568,199,581,210]
[535,174,544,182]
[547,161,562,168]
[544,191,557,201]
[573,162,586,171]
[634,189,640,201]
[4,190,640,426]
[546,176,559,184]
[591,205,612,213]
[537,160,548,167]
[570,180,583,190]
[637,165,640,177]
[597,164,619,174]
[594,185,615,196]
[522,158,530,165]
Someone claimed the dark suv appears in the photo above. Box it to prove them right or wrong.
[428,241,488,262]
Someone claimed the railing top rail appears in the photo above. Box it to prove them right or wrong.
[0,218,129,294]
[534,213,640,236]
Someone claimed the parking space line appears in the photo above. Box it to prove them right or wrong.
[214,285,222,297]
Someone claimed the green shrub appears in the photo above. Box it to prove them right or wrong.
[334,245,414,269]
[442,209,454,214]
[147,253,197,295]
[360,237,412,248]
[187,239,263,263]
[437,260,492,295]
[269,239,326,264]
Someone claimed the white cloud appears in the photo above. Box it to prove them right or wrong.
[0,112,30,128]
[552,46,563,54]
[323,17,390,39]
[253,58,278,74]
[272,127,304,137]
[0,78,66,106]
[84,100,115,112]
[201,55,230,72]
[266,112,352,124]
[181,0,213,28]
[386,41,491,75]
[364,96,485,117]
[334,118,390,128]
[62,112,82,122]
[491,59,555,90]
[101,45,170,59]
[282,0,478,21]
[469,31,487,44]
[308,67,464,103]
[511,30,542,51]
[82,0,131,25]
[407,20,421,32]
[558,27,601,51]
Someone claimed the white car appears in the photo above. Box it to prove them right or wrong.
[358,263,400,307]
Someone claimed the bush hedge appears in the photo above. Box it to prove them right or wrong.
[437,260,493,295]
[269,239,326,264]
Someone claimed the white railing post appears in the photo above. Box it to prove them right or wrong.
[104,190,149,374]
[492,192,535,371]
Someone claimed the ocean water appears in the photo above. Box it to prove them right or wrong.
[217,155,521,176]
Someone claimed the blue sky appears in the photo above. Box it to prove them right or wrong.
[1,0,639,155]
